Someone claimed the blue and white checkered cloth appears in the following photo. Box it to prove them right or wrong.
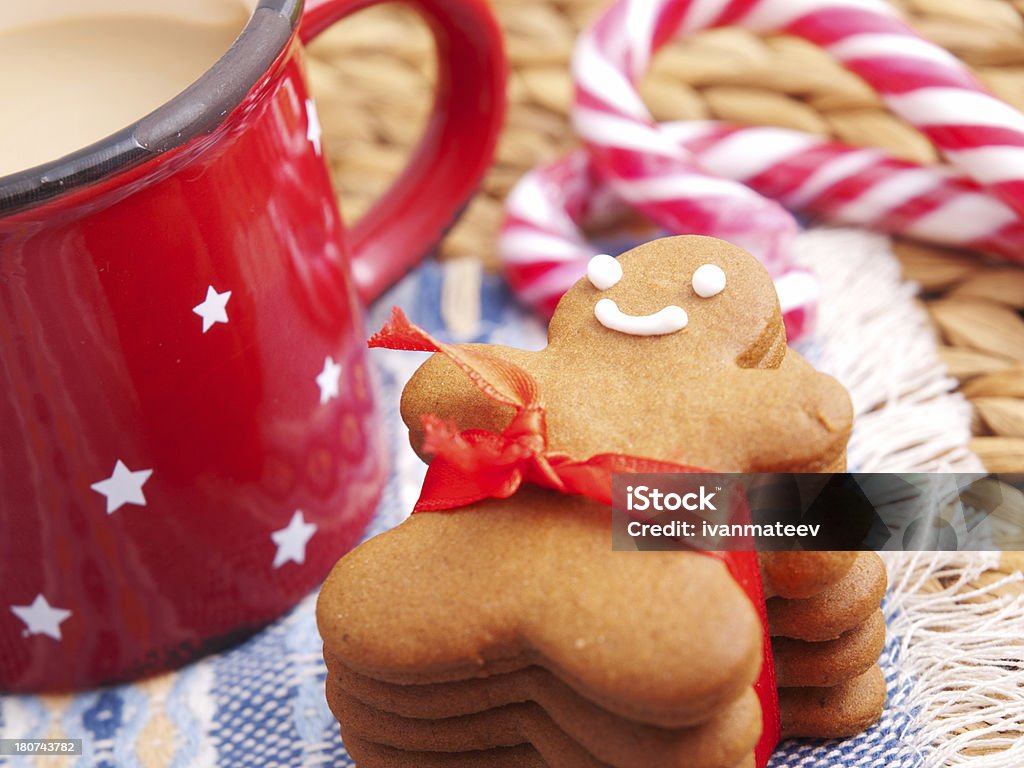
[0,264,924,768]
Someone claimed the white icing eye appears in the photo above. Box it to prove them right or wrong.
[587,254,622,290]
[692,264,726,298]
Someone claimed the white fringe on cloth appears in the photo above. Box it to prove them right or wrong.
[793,228,985,474]
[883,552,1024,767]
[798,228,1021,765]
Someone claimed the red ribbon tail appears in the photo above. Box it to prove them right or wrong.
[711,490,780,766]
[723,550,781,766]
[369,306,445,354]
[370,307,540,411]
[414,454,525,512]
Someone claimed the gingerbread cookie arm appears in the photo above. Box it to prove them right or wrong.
[724,353,852,472]
[400,344,535,461]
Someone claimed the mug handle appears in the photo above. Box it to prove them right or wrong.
[301,0,507,304]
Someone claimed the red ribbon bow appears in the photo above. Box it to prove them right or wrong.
[369,307,710,511]
[369,307,781,766]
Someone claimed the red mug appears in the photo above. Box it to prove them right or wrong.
[0,0,505,691]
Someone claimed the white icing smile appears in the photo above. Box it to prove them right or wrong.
[594,298,688,336]
[585,255,727,337]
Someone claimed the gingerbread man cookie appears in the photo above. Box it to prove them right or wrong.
[318,236,885,767]
[401,236,851,473]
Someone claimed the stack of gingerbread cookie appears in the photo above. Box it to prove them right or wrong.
[318,237,889,766]
[319,503,888,766]
[320,491,766,768]
[761,551,888,738]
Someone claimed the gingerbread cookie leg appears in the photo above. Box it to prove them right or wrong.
[773,610,885,688]
[334,690,606,767]
[331,684,757,768]
[341,728,758,768]
[341,731,549,768]
[326,669,762,768]
[767,553,887,641]
[780,666,888,739]
[759,551,858,599]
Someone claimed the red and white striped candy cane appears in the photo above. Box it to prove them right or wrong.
[576,0,1024,228]
[661,121,1024,260]
[501,121,1024,329]
[501,0,1024,338]
[501,149,820,340]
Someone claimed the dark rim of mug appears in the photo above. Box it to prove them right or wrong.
[0,0,301,217]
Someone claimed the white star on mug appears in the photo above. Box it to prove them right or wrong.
[316,355,343,404]
[90,460,153,514]
[271,510,317,568]
[192,285,231,333]
[10,594,72,641]
[306,98,323,156]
